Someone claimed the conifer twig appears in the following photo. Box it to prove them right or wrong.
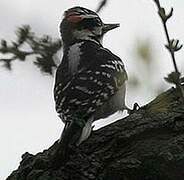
[0,25,62,75]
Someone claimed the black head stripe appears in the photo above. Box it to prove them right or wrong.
[65,6,98,17]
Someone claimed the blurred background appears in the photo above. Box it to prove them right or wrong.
[0,0,184,179]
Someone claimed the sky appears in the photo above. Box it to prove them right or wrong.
[0,0,184,179]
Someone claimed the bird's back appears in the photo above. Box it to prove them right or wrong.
[54,40,127,123]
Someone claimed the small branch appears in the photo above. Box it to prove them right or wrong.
[96,0,108,13]
[153,0,184,99]
[0,57,15,70]
[154,0,161,9]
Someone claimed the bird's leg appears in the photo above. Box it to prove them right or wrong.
[58,120,71,143]
[50,118,85,169]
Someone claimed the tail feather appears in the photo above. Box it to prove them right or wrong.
[58,121,71,144]
[51,120,84,168]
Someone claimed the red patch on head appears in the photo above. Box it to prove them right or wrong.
[67,15,83,23]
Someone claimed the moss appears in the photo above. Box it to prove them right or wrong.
[146,87,181,113]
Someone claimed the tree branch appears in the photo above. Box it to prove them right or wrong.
[6,86,184,180]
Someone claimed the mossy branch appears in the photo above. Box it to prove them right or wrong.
[6,86,184,180]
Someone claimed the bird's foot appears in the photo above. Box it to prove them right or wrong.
[126,102,140,115]
[92,125,95,130]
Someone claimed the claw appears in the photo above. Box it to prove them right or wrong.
[133,102,140,110]
[126,103,140,115]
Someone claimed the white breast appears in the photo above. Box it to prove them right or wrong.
[67,42,83,75]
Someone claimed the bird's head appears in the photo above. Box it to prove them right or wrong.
[60,6,120,46]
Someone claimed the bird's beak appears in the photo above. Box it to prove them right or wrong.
[102,23,120,34]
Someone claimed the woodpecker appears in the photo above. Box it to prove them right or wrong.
[54,6,128,147]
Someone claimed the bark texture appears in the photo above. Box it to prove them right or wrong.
[7,86,184,180]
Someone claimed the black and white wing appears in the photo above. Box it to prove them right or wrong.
[54,45,127,122]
